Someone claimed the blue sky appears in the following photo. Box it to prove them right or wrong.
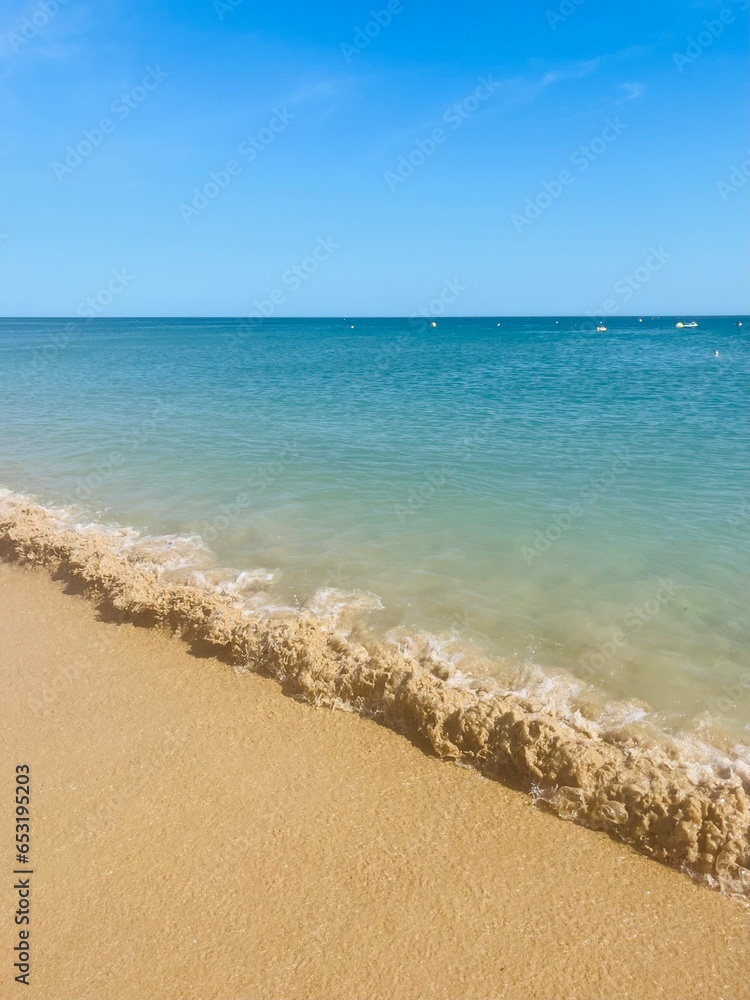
[1,0,748,316]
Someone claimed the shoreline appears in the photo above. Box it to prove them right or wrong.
[1,487,749,899]
[0,557,748,998]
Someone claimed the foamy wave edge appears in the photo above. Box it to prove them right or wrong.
[1,488,748,897]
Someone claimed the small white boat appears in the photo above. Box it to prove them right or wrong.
[676,321,698,329]
[596,324,607,332]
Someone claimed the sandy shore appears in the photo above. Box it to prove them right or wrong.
[0,560,747,1000]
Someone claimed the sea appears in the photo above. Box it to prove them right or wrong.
[0,316,750,876]
[1,314,748,752]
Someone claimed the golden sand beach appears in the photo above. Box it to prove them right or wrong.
[0,558,748,1000]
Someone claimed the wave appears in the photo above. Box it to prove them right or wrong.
[0,486,748,897]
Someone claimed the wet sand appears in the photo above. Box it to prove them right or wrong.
[0,559,748,1000]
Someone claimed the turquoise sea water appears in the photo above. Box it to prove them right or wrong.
[1,316,748,744]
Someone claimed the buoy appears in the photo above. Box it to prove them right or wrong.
[676,322,684,329]
[431,321,437,327]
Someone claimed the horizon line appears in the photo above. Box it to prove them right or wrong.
[1,314,748,321]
